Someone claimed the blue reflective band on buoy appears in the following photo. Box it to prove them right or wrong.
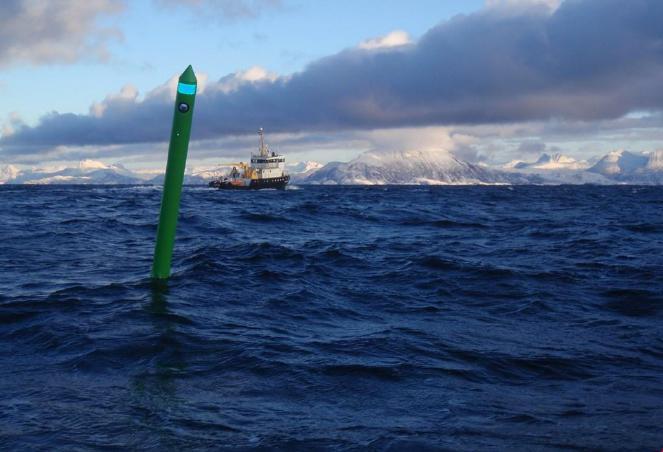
[177,82,196,95]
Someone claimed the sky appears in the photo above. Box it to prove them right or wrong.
[1,0,663,169]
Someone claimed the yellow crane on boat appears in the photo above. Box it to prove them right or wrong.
[216,162,256,179]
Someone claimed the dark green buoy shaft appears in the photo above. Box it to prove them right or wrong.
[152,65,197,279]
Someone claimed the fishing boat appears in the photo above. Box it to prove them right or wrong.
[208,128,290,190]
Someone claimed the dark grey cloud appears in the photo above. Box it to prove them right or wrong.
[518,140,547,156]
[515,140,566,159]
[0,0,124,66]
[450,144,486,164]
[3,0,663,160]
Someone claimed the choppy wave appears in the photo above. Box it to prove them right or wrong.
[0,184,662,450]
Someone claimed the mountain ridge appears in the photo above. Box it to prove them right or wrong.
[298,150,536,185]
[296,148,663,185]
[2,150,663,185]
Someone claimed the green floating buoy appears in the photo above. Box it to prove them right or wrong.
[152,65,197,279]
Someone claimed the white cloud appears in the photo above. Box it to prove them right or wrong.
[214,66,279,93]
[359,127,487,163]
[362,127,455,152]
[1,112,24,137]
[0,0,125,66]
[358,30,412,50]
[90,85,139,118]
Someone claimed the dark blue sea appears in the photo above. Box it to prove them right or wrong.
[0,185,662,450]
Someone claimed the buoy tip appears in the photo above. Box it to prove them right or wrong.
[179,65,197,84]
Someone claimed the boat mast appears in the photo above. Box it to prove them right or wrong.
[258,127,268,157]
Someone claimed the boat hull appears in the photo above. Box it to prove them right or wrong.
[209,175,290,190]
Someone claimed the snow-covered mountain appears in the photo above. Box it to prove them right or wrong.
[505,153,590,171]
[500,153,612,184]
[587,149,663,184]
[498,149,663,184]
[585,149,663,183]
[298,148,663,186]
[7,160,144,184]
[588,150,649,176]
[298,150,535,185]
[646,150,663,171]
[287,161,323,175]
